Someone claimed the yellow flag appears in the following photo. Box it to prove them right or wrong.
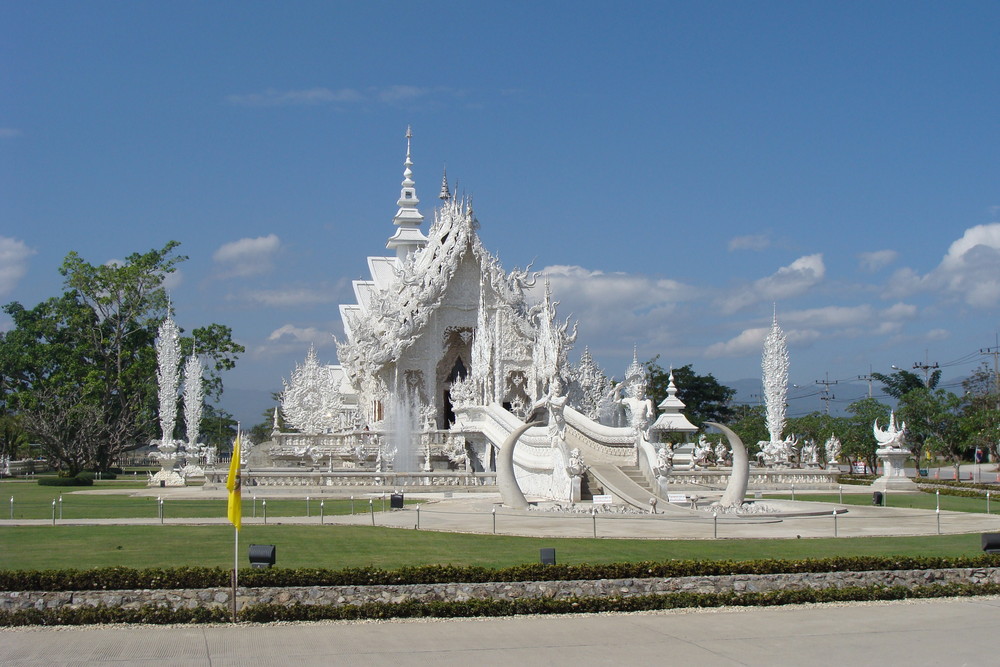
[226,435,242,531]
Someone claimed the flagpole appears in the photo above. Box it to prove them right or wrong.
[233,523,239,622]
[231,423,241,622]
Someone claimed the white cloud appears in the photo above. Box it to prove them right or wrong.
[0,236,36,296]
[533,265,698,350]
[704,327,768,357]
[226,85,464,108]
[377,85,428,103]
[858,249,898,272]
[239,287,339,307]
[705,326,822,358]
[267,324,326,342]
[779,302,916,331]
[253,323,338,360]
[925,328,950,341]
[716,254,826,314]
[883,223,1000,307]
[226,88,364,106]
[213,234,281,278]
[728,234,771,252]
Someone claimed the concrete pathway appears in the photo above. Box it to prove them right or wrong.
[3,596,999,666]
[6,490,1000,539]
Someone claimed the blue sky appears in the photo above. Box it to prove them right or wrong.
[2,1,999,423]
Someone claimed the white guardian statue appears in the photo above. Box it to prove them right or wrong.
[872,411,916,491]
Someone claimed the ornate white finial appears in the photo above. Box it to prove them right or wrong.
[387,126,427,259]
[439,166,451,201]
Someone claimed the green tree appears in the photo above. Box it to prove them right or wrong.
[961,363,1000,463]
[786,412,844,445]
[0,242,244,473]
[843,398,890,472]
[644,358,735,428]
[899,388,965,476]
[199,404,239,451]
[871,368,940,399]
[728,403,768,456]
[0,414,30,461]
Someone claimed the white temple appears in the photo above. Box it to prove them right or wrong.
[243,129,838,505]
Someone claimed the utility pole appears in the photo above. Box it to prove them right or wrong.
[858,367,874,398]
[913,351,939,388]
[981,339,1000,398]
[816,373,838,415]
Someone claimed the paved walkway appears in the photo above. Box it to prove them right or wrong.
[3,596,999,666]
[6,486,1000,539]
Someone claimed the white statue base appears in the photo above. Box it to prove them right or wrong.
[871,447,917,491]
[148,469,186,487]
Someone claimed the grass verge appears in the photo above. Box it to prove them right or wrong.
[0,524,987,570]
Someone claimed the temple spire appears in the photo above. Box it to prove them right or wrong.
[439,166,451,201]
[386,125,428,260]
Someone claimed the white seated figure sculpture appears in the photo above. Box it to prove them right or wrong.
[800,440,819,468]
[872,411,917,491]
[824,435,842,468]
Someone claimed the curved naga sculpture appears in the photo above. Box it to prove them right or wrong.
[705,421,750,509]
[497,420,544,509]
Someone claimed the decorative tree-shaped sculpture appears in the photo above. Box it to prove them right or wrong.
[148,315,185,487]
[570,346,611,420]
[281,346,342,435]
[156,316,181,445]
[760,309,789,464]
[179,352,208,478]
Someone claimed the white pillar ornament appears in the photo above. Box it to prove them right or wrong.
[762,308,789,446]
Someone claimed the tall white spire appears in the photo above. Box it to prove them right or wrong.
[762,305,789,444]
[386,125,428,260]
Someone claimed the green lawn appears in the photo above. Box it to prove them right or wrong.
[0,524,986,570]
[765,491,995,514]
[1,480,400,520]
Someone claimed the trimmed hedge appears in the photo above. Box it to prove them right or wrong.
[3,555,1000,592]
[37,476,94,487]
[2,582,998,626]
[918,479,998,493]
[239,582,1000,623]
[837,474,877,486]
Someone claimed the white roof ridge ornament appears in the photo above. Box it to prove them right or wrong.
[439,165,451,201]
[387,125,428,260]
